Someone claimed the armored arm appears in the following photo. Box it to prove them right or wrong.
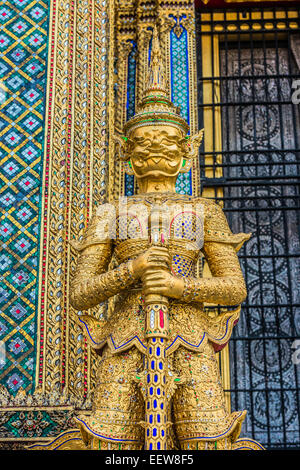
[182,242,247,305]
[181,201,250,306]
[69,212,135,311]
[70,244,135,311]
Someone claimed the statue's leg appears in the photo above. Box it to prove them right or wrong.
[172,342,245,450]
[76,345,145,450]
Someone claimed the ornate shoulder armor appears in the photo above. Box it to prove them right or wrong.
[71,203,117,252]
[203,199,251,251]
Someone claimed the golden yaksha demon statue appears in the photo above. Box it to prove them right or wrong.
[69,30,257,451]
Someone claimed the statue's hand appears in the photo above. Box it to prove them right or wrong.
[142,269,184,299]
[131,246,171,280]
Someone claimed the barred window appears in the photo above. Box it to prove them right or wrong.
[196,6,300,449]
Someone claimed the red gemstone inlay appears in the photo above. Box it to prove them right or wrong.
[159,309,164,328]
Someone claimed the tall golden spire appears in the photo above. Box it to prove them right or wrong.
[123,26,189,135]
[143,25,168,99]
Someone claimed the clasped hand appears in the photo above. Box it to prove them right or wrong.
[131,246,184,299]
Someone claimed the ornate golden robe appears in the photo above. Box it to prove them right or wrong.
[70,193,250,449]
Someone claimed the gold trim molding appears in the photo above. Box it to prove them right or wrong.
[35,0,113,400]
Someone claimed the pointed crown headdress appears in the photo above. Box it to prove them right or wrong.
[117,27,204,164]
[123,26,189,135]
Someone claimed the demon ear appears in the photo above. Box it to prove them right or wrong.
[185,128,204,159]
[114,134,129,161]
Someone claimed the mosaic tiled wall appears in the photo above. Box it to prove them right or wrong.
[124,41,137,197]
[0,0,50,395]
[170,27,192,196]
